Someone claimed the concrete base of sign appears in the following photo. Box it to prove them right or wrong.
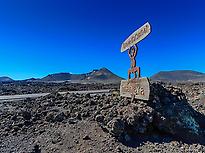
[120,77,150,100]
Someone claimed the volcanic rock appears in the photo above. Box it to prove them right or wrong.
[54,112,66,122]
[96,83,205,144]
[107,117,125,138]
[95,114,104,123]
[83,135,91,140]
[1,82,205,152]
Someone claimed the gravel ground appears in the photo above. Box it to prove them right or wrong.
[0,82,205,153]
[0,82,119,96]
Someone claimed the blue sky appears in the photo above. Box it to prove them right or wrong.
[0,0,205,80]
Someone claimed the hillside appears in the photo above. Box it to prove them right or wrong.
[41,68,123,83]
[0,76,13,82]
[151,70,205,82]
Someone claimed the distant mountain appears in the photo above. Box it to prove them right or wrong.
[84,68,123,82]
[0,76,13,82]
[151,70,205,82]
[41,72,86,82]
[41,73,72,81]
[23,78,41,82]
[41,68,124,83]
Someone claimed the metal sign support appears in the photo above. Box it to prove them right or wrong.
[120,22,151,101]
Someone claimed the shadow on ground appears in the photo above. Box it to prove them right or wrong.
[117,83,205,147]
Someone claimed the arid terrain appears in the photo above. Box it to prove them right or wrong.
[0,81,205,153]
[0,0,204,152]
[0,81,119,96]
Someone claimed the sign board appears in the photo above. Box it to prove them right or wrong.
[120,77,150,100]
[121,22,151,52]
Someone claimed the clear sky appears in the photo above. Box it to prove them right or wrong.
[0,0,205,80]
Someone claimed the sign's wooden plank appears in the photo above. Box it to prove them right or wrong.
[121,22,151,52]
[120,77,150,100]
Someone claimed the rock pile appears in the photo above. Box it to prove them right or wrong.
[1,82,205,152]
[0,81,119,95]
[95,83,205,144]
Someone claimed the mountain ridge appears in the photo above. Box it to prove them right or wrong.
[40,67,124,83]
[0,76,14,82]
[0,68,123,83]
[2,69,205,83]
[151,70,205,82]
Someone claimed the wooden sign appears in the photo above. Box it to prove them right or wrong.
[121,22,151,52]
[120,77,150,100]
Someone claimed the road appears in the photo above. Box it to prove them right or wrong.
[0,89,111,102]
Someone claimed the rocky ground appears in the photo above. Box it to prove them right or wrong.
[0,82,205,153]
[0,81,119,96]
[162,82,205,115]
